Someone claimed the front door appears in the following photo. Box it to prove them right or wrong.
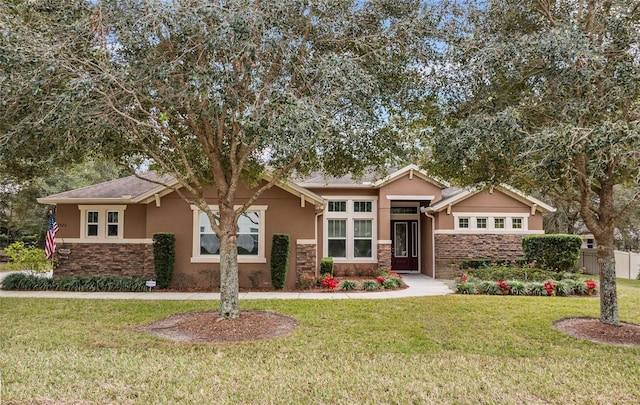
[391,220,418,271]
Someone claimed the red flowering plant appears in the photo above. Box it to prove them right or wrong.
[375,276,386,285]
[321,276,339,290]
[586,280,597,295]
[544,281,556,296]
[460,273,468,282]
[497,280,510,293]
[388,271,403,279]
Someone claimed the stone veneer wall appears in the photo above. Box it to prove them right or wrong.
[296,242,316,279]
[54,243,154,278]
[377,243,391,270]
[435,234,526,279]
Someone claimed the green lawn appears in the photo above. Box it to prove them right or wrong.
[1,280,639,404]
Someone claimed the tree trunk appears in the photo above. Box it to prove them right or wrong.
[597,238,619,326]
[218,209,239,319]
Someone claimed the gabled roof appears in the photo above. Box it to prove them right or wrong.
[428,184,556,214]
[37,172,176,204]
[295,164,448,189]
[38,171,325,208]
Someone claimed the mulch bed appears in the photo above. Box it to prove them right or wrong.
[554,317,640,347]
[142,310,297,343]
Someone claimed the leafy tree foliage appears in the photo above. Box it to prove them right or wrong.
[429,0,640,325]
[1,0,438,318]
[0,160,129,239]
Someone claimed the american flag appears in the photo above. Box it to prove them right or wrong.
[45,212,59,260]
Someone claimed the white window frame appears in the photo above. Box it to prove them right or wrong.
[511,217,523,229]
[327,219,347,258]
[191,205,268,263]
[452,213,530,233]
[323,197,377,263]
[458,217,470,229]
[78,205,127,241]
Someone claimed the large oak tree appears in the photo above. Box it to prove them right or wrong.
[1,0,438,318]
[429,0,640,325]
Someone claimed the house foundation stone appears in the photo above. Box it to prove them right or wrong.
[377,243,391,270]
[296,241,316,279]
[54,243,154,279]
[435,234,526,279]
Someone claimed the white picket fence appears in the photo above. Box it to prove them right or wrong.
[578,249,640,279]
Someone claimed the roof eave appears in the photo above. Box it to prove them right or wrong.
[37,197,135,205]
[372,164,449,189]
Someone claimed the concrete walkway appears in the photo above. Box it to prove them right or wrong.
[0,273,453,300]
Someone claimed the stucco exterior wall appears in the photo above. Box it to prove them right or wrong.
[436,190,538,230]
[55,204,80,238]
[145,181,318,290]
[378,174,442,240]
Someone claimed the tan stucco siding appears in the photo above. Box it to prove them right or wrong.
[53,203,147,239]
[453,190,530,212]
[55,204,80,238]
[123,204,147,238]
[378,175,443,202]
[435,190,542,230]
[378,175,442,240]
[146,181,318,289]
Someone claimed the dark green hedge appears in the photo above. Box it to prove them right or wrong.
[460,259,528,269]
[153,233,175,289]
[320,257,333,276]
[522,234,583,272]
[270,233,290,289]
[464,266,555,282]
[1,273,148,292]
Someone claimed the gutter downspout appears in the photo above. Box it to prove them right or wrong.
[315,210,324,277]
[420,207,436,278]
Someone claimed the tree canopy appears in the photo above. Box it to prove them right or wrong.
[428,0,640,325]
[1,0,439,317]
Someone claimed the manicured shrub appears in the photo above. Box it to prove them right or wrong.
[383,278,400,289]
[362,280,381,291]
[153,233,175,289]
[340,280,357,291]
[527,282,546,296]
[522,234,582,273]
[5,241,51,273]
[270,233,290,289]
[456,281,477,294]
[460,259,527,269]
[466,266,551,282]
[320,257,334,276]
[554,281,569,296]
[296,273,317,290]
[1,273,148,292]
[478,280,500,295]
[507,280,526,295]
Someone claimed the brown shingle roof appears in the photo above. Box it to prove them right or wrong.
[40,172,173,201]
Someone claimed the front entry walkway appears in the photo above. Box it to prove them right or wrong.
[0,273,453,300]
